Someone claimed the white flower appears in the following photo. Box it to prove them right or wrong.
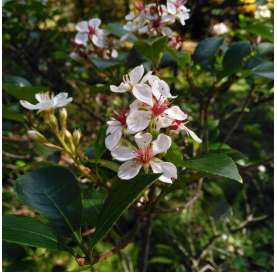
[20,92,73,112]
[111,132,177,183]
[75,18,107,48]
[105,110,129,151]
[170,120,202,143]
[255,5,271,19]
[167,0,190,25]
[110,65,154,106]
[127,79,186,132]
[212,22,229,35]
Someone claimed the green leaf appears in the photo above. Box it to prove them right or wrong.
[256,42,274,56]
[135,36,168,66]
[223,41,252,75]
[3,84,48,103]
[181,153,242,183]
[252,62,274,80]
[106,23,128,38]
[90,174,159,246]
[3,215,59,250]
[165,47,190,68]
[82,190,107,226]
[241,21,273,42]
[4,75,31,87]
[16,166,82,233]
[90,57,121,70]
[3,106,24,122]
[164,142,183,166]
[193,37,223,70]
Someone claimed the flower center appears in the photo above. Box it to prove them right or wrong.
[151,99,169,116]
[152,18,161,29]
[88,26,96,37]
[170,120,183,130]
[135,146,153,164]
[113,110,128,127]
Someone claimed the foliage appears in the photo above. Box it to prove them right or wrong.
[3,0,273,271]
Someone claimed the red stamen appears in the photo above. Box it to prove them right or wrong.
[171,120,183,130]
[88,26,96,37]
[151,98,169,116]
[135,146,153,164]
[113,110,128,127]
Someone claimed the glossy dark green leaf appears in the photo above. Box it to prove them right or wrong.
[165,47,190,67]
[256,42,274,56]
[3,84,48,103]
[90,57,121,70]
[181,153,242,183]
[82,190,107,226]
[16,166,82,233]
[91,174,159,246]
[193,37,223,70]
[3,106,24,122]
[3,215,59,250]
[135,36,168,66]
[252,62,274,80]
[223,41,252,75]
[106,23,128,38]
[164,142,183,166]
[4,75,31,87]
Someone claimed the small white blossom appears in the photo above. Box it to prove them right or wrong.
[110,65,154,106]
[112,132,177,183]
[212,22,230,35]
[105,110,130,151]
[127,79,186,132]
[170,120,202,143]
[20,92,73,112]
[75,18,107,48]
[167,0,190,26]
[255,5,271,19]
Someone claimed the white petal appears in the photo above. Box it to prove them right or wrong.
[105,127,122,151]
[35,93,49,102]
[167,2,177,14]
[185,126,202,143]
[75,32,88,45]
[134,132,152,148]
[155,115,173,130]
[54,98,73,108]
[118,160,142,180]
[111,146,136,161]
[152,134,172,155]
[159,161,177,183]
[165,106,187,121]
[126,110,152,133]
[153,79,173,99]
[92,33,106,48]
[110,83,129,93]
[37,101,54,111]
[129,65,144,84]
[106,121,121,134]
[88,18,101,28]
[53,92,68,103]
[19,100,40,110]
[76,21,88,32]
[161,26,173,37]
[133,84,153,106]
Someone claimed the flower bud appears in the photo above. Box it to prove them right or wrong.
[59,108,67,129]
[73,129,81,146]
[48,114,58,130]
[28,130,47,143]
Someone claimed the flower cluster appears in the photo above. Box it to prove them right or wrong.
[71,18,118,61]
[123,0,190,38]
[106,65,201,183]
